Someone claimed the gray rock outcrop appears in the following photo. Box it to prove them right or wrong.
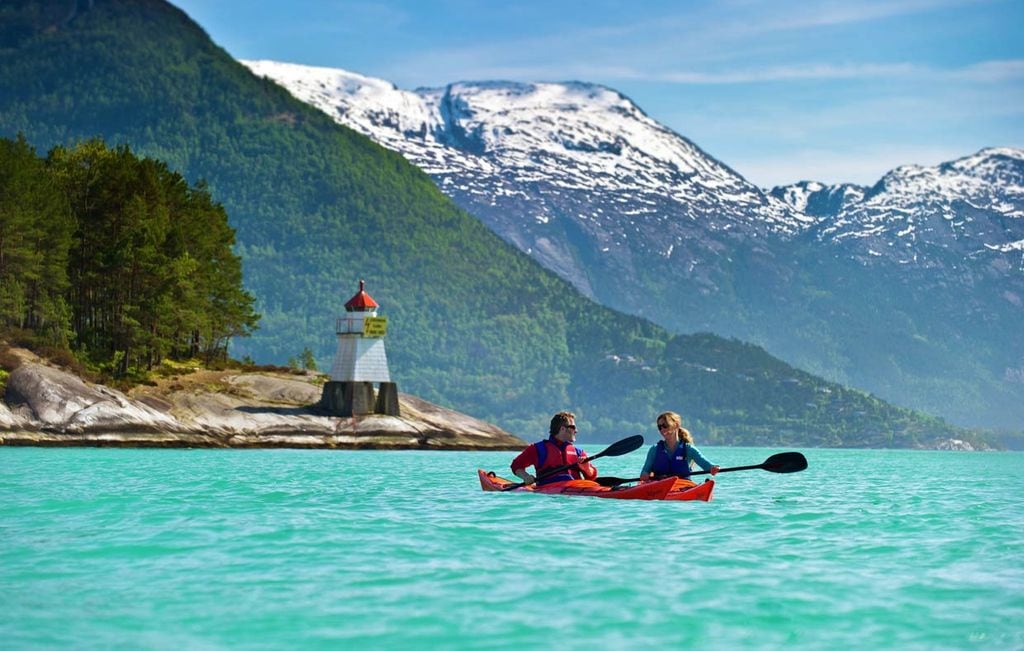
[5,364,181,433]
[1,362,524,450]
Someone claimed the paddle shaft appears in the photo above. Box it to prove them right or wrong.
[601,462,764,485]
[596,451,807,487]
[691,462,761,476]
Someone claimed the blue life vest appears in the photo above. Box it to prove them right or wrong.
[650,440,692,477]
[533,438,585,485]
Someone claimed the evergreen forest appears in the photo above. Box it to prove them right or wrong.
[0,134,258,376]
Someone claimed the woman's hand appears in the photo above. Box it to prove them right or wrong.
[710,465,720,475]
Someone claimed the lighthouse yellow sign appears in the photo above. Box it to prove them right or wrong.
[362,316,388,337]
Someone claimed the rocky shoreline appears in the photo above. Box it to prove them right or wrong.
[1,359,526,451]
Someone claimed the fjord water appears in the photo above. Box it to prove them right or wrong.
[2,447,1022,649]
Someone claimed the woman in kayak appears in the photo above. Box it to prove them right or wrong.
[510,411,597,486]
[640,411,719,480]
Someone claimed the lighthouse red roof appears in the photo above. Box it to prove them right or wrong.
[344,280,379,311]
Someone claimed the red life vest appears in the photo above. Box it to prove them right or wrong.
[534,438,586,485]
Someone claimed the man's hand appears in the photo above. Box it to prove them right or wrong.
[514,470,536,485]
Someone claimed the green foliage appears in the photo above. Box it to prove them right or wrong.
[0,133,72,346]
[297,347,317,372]
[0,135,259,377]
[0,0,990,448]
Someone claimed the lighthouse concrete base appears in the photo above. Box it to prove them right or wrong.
[374,382,400,416]
[320,381,401,417]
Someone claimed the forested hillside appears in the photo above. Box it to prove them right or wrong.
[0,0,981,447]
[0,135,258,374]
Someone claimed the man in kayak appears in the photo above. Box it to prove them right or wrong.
[510,411,597,486]
[640,411,719,480]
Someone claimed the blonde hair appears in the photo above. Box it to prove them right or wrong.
[657,411,693,445]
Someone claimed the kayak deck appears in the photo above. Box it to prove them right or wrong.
[662,477,715,501]
[478,469,714,501]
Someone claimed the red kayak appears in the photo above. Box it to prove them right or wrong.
[478,469,713,501]
[661,477,715,501]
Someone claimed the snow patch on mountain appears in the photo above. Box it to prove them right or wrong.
[242,59,811,236]
[986,238,1024,253]
[865,148,1024,212]
[824,149,1023,259]
[769,181,865,218]
[771,148,1024,266]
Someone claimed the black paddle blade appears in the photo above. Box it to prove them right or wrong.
[595,476,634,487]
[762,452,808,473]
[600,435,645,459]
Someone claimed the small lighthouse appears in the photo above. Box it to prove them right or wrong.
[320,280,400,416]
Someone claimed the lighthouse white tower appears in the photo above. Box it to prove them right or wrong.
[320,280,400,416]
[330,279,391,382]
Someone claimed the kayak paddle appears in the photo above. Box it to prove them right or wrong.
[502,434,645,491]
[595,451,808,487]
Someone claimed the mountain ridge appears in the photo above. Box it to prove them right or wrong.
[245,59,1024,430]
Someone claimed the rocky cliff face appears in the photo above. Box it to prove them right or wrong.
[1,361,524,450]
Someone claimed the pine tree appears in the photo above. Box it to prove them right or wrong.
[0,134,73,345]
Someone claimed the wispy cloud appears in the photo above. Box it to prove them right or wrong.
[383,0,1014,88]
[389,57,1024,91]
[737,0,984,33]
[604,59,1024,85]
[628,63,921,84]
[950,59,1024,82]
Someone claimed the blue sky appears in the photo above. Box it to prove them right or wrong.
[172,0,1023,187]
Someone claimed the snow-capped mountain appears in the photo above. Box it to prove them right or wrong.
[243,60,800,225]
[243,60,810,299]
[244,59,1024,430]
[773,148,1024,268]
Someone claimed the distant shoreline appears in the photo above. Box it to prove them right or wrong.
[0,433,523,451]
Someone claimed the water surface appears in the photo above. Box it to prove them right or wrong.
[2,447,1022,649]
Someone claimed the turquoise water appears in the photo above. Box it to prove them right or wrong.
[2,446,1023,649]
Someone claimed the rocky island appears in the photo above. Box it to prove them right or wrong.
[0,350,525,451]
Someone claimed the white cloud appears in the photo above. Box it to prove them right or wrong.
[950,59,1024,82]
[638,63,921,84]
[739,0,982,33]
[558,58,1024,86]
[379,0,996,86]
